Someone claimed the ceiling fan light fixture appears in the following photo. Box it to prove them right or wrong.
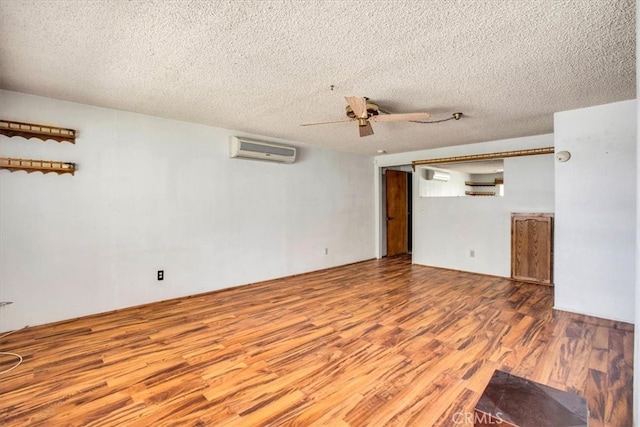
[346,102,379,119]
[359,121,374,137]
[301,96,436,137]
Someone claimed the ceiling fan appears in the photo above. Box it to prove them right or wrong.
[302,96,433,137]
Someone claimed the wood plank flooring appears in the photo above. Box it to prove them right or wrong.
[0,255,633,426]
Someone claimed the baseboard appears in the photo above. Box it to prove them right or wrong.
[553,305,634,325]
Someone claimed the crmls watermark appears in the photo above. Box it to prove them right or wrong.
[452,411,504,424]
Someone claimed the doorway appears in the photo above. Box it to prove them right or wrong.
[383,168,412,257]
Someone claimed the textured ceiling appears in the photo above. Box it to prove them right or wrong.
[0,0,635,155]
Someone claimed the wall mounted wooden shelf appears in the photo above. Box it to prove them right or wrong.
[465,191,495,196]
[0,119,76,143]
[0,157,75,175]
[465,181,496,187]
[465,177,504,187]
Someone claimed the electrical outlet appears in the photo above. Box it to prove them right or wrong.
[470,250,475,258]
[157,270,164,281]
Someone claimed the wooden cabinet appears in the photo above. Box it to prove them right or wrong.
[511,213,553,285]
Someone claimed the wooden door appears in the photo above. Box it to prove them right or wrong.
[386,170,408,256]
[511,213,553,285]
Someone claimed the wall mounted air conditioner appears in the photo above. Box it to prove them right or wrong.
[426,170,451,181]
[229,136,297,164]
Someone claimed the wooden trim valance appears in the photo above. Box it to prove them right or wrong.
[412,147,554,168]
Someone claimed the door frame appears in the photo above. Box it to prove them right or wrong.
[376,164,413,258]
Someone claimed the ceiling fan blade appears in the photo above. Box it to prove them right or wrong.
[345,96,368,118]
[371,112,431,122]
[301,118,356,126]
[359,121,374,137]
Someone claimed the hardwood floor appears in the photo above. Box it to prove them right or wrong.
[0,256,633,426]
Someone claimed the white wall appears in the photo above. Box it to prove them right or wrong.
[412,153,554,276]
[555,100,636,323]
[374,134,554,169]
[418,167,469,197]
[374,134,555,270]
[0,90,376,331]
